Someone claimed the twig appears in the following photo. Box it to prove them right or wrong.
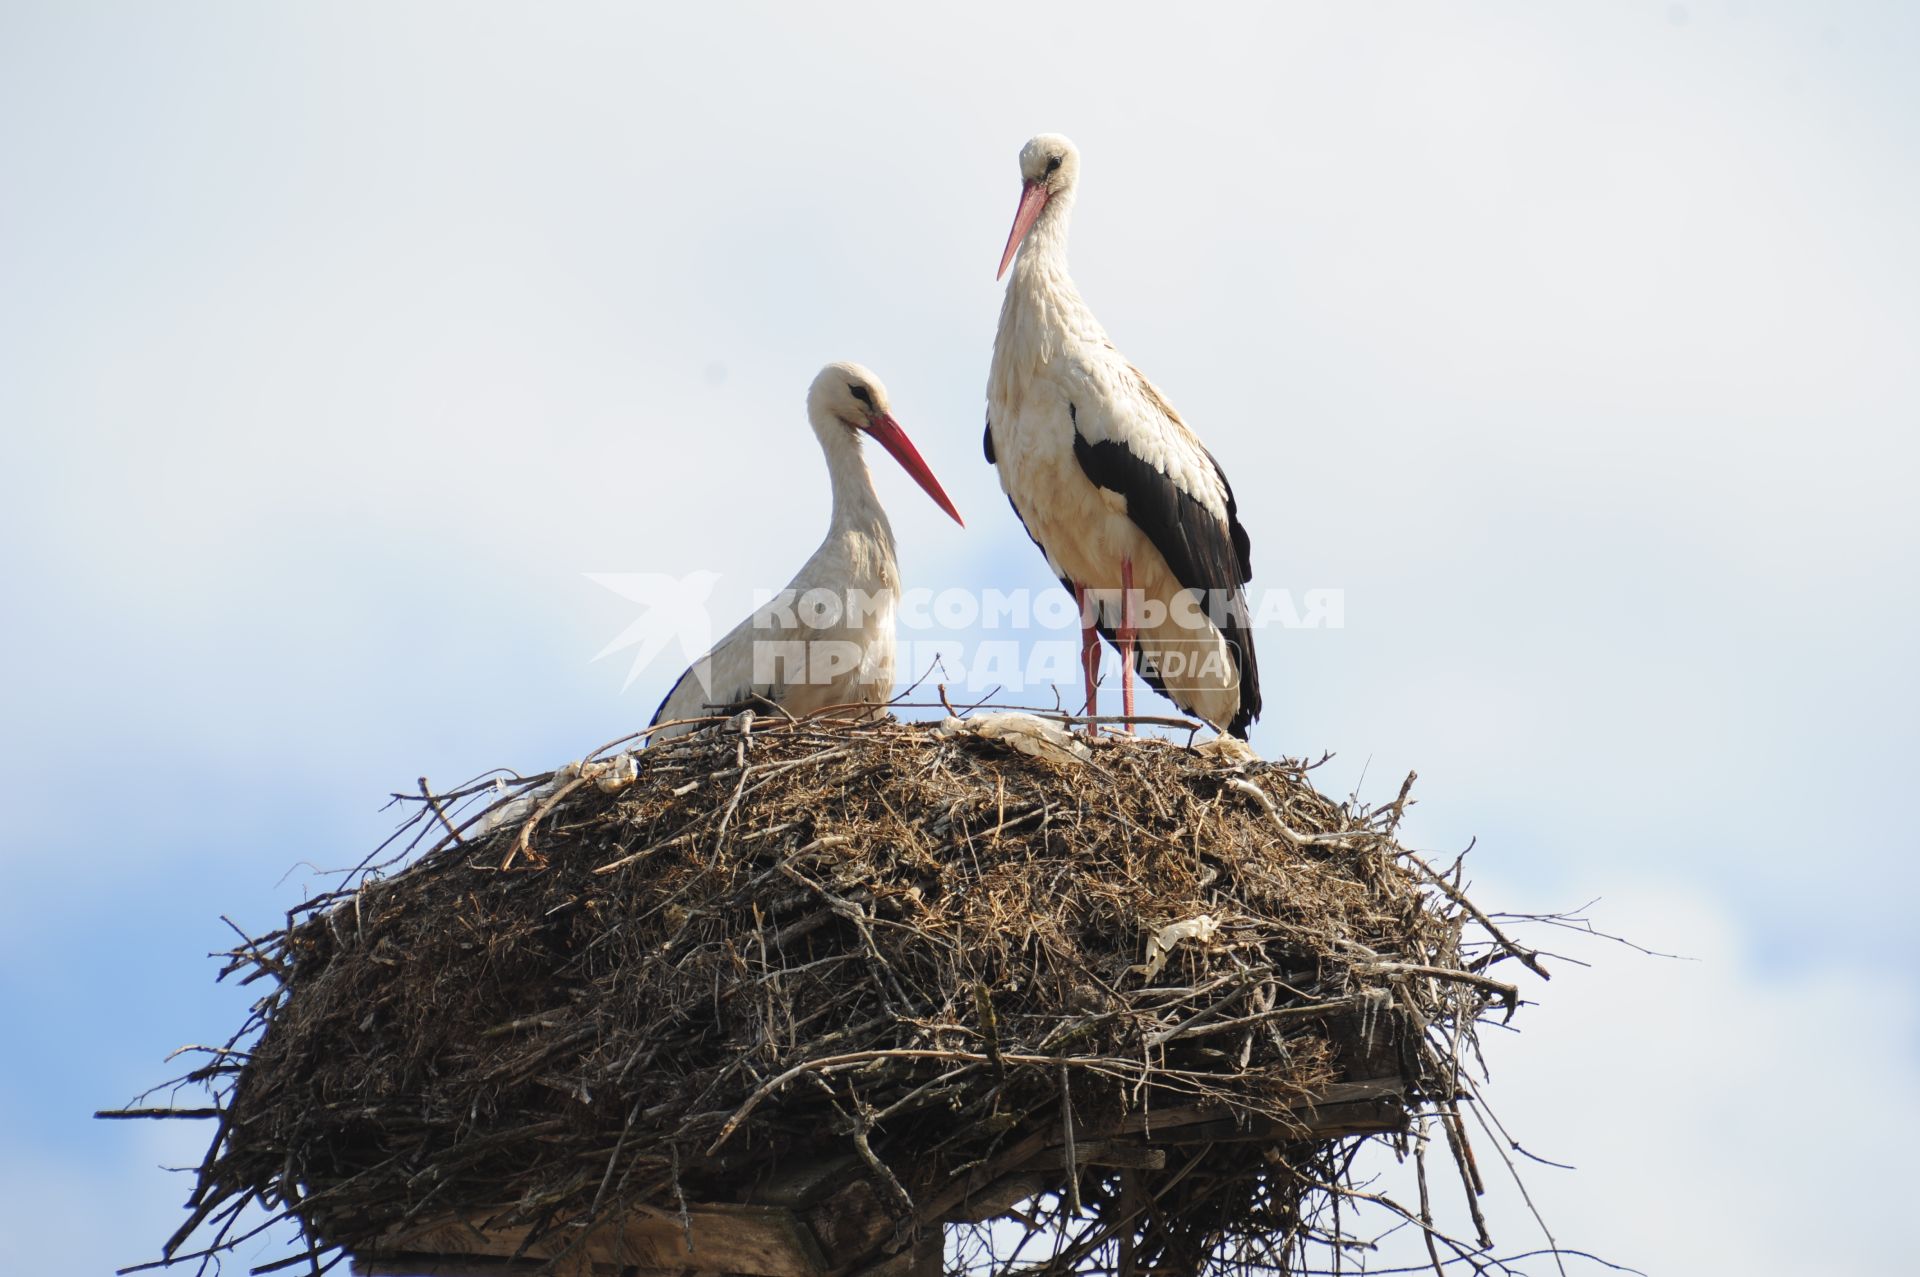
[976,984,1008,1091]
[1225,778,1359,848]
[706,1048,1134,1155]
[417,777,465,847]
[503,773,592,870]
[845,1081,916,1220]
[1414,1118,1447,1277]
[1404,852,1551,981]
[1385,769,1418,831]
[1058,1060,1080,1214]
[1359,962,1522,1018]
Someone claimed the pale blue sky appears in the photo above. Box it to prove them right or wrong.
[2,2,1916,1272]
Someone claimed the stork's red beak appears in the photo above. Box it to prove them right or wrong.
[996,180,1050,280]
[866,414,964,527]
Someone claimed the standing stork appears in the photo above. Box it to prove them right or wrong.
[650,363,963,740]
[986,134,1261,737]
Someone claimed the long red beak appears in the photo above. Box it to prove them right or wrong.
[866,413,964,527]
[996,180,1051,280]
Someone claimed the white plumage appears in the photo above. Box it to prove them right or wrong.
[987,134,1262,738]
[650,363,962,740]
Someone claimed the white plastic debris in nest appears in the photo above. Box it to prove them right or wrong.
[933,712,1093,766]
[478,753,641,835]
[1135,914,1220,981]
[585,753,640,792]
[1195,734,1260,764]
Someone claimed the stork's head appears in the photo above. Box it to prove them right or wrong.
[998,133,1080,280]
[808,362,964,527]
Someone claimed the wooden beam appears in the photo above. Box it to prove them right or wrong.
[1142,1097,1407,1144]
[802,1174,895,1266]
[353,1257,650,1277]
[1033,1140,1166,1170]
[356,1077,1413,1277]
[750,1153,865,1209]
[846,1230,942,1277]
[1114,1077,1405,1137]
[373,1202,828,1277]
[943,1172,1050,1225]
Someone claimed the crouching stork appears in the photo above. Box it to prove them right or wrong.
[651,363,963,740]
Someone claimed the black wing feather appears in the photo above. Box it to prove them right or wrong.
[1070,423,1262,737]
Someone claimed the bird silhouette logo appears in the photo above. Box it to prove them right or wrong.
[585,571,723,692]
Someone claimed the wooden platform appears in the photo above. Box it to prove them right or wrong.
[349,1077,1407,1277]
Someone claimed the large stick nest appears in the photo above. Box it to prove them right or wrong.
[136,715,1539,1276]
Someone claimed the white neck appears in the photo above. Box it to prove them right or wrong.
[993,188,1106,400]
[1009,188,1078,295]
[810,409,891,536]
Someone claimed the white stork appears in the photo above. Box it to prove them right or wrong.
[650,363,963,740]
[986,133,1261,738]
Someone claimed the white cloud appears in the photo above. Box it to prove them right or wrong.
[1353,881,1920,1273]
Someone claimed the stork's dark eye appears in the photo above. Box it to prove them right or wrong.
[1046,155,1062,174]
[849,384,873,406]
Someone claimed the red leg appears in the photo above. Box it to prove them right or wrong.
[1119,557,1138,729]
[1073,581,1100,736]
